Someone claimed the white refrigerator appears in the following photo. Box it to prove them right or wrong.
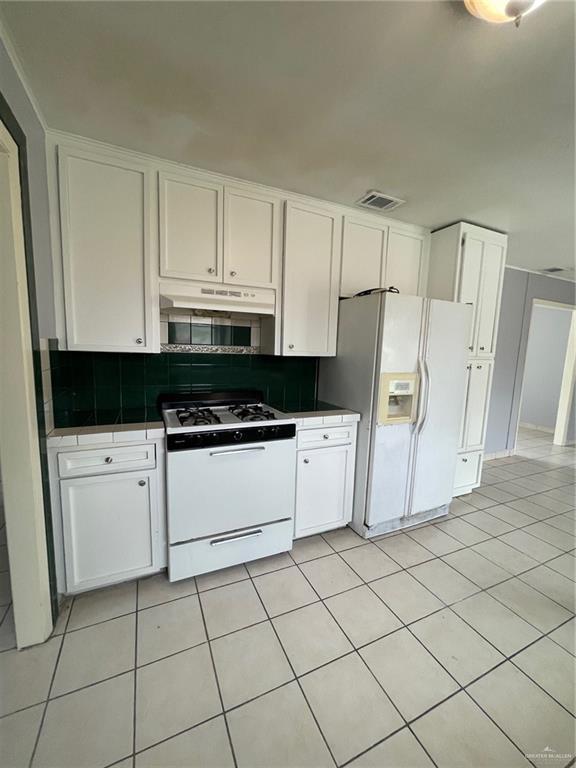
[319,292,471,537]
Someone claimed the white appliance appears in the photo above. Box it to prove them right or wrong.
[160,281,275,315]
[319,292,472,537]
[161,391,296,581]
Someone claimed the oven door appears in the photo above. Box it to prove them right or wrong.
[167,438,296,543]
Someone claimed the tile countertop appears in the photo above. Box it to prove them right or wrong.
[46,402,360,446]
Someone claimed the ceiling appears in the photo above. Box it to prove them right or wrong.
[1,1,574,272]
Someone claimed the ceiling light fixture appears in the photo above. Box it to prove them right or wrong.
[464,0,547,26]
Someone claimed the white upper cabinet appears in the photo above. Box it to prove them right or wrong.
[159,170,223,282]
[385,229,426,295]
[283,201,342,356]
[476,241,506,356]
[224,186,281,288]
[340,216,426,298]
[428,222,507,358]
[340,217,387,297]
[58,146,157,353]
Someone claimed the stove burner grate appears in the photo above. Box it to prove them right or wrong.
[176,407,221,426]
[228,404,277,422]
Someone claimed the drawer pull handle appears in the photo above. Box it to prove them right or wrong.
[480,346,485,351]
[104,457,113,464]
[477,365,482,369]
[288,344,294,350]
[207,267,215,274]
[210,529,263,546]
[323,434,329,440]
[136,338,143,345]
[138,480,146,486]
[209,446,266,457]
[462,458,468,463]
[303,458,310,464]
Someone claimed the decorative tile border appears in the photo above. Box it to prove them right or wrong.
[161,344,260,355]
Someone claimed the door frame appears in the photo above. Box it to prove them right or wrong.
[554,308,576,446]
[0,115,53,647]
[514,298,576,450]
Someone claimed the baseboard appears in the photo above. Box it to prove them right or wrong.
[484,449,515,460]
[519,422,555,434]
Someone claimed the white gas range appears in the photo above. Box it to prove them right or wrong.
[160,391,297,581]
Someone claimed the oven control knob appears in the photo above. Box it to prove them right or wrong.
[233,431,243,441]
[256,428,265,438]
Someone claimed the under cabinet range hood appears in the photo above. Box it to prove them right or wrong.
[160,281,276,315]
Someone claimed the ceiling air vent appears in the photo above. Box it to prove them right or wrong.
[356,190,406,213]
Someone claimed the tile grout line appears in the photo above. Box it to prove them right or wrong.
[131,580,139,768]
[27,594,75,768]
[244,556,341,768]
[195,579,239,768]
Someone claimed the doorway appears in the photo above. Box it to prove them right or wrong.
[0,116,53,647]
[516,299,576,452]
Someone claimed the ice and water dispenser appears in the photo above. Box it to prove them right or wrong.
[377,373,419,425]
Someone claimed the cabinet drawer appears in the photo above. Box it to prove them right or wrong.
[454,451,483,492]
[58,444,156,478]
[169,518,293,581]
[297,426,354,450]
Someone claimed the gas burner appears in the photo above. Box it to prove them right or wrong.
[176,408,221,427]
[228,404,277,422]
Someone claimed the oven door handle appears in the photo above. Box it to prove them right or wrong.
[210,529,263,546]
[209,446,266,457]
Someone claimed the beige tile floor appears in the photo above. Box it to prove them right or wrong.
[0,427,574,767]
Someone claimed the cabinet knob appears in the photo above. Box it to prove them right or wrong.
[136,338,143,345]
[468,346,473,351]
[323,434,329,440]
[207,267,215,274]
[480,346,485,351]
[467,364,472,370]
[104,457,113,464]
[230,270,237,277]
[138,480,146,486]
[477,365,482,369]
[303,458,310,464]
[462,458,468,463]
[288,344,294,350]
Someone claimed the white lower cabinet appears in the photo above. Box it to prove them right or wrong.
[454,451,483,495]
[294,421,357,538]
[61,470,160,593]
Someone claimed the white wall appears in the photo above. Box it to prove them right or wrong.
[0,32,55,337]
[520,305,572,431]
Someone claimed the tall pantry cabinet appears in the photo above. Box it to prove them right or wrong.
[427,222,507,495]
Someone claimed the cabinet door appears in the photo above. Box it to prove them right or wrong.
[476,242,505,356]
[385,230,425,295]
[159,171,223,281]
[224,187,281,288]
[61,471,158,593]
[463,361,492,450]
[295,446,351,538]
[59,147,155,352]
[457,235,483,354]
[340,217,387,297]
[283,202,342,356]
[459,364,472,450]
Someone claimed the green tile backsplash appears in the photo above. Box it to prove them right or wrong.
[50,350,319,428]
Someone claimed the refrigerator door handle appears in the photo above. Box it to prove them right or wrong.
[413,357,428,433]
[416,359,431,435]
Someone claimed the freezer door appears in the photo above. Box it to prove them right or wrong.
[409,299,472,515]
[365,293,423,527]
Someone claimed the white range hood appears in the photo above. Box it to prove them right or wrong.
[160,281,276,315]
